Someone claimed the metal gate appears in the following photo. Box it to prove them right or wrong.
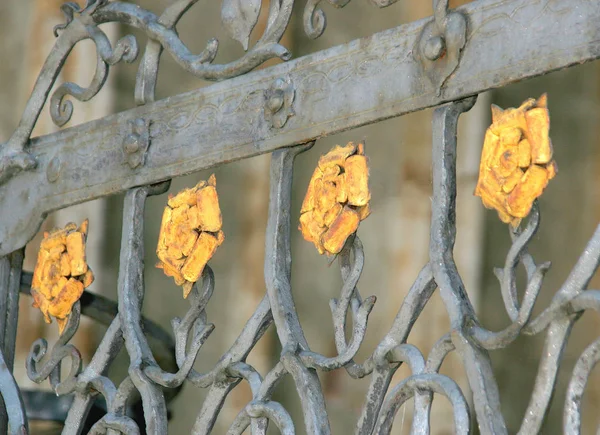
[0,0,599,433]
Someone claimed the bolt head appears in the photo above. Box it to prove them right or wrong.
[124,134,140,153]
[268,91,284,113]
[424,35,446,61]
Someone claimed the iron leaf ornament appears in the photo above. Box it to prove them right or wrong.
[221,0,262,51]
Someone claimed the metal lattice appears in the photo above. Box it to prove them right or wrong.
[0,0,599,434]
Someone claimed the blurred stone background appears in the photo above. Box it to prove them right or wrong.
[0,0,599,434]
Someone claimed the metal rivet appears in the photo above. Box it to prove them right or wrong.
[424,35,445,61]
[123,118,150,169]
[46,156,62,183]
[264,77,295,129]
[267,90,284,114]
[124,134,140,154]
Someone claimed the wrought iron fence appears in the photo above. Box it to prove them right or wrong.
[0,0,599,433]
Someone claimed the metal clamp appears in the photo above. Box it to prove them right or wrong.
[416,0,468,96]
[123,118,151,169]
[264,77,295,129]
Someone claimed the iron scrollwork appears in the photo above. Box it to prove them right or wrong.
[0,0,296,184]
[0,0,599,434]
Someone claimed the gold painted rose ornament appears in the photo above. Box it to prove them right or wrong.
[299,142,371,255]
[475,94,557,227]
[31,220,94,334]
[156,174,224,298]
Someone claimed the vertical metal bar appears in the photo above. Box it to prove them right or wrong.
[117,183,169,435]
[4,250,23,372]
[0,251,26,435]
[0,256,10,352]
[0,255,11,435]
[265,144,331,434]
[429,97,507,434]
[0,350,27,435]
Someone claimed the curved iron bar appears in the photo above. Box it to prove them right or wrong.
[303,0,401,39]
[516,224,600,435]
[418,333,457,434]
[494,203,542,321]
[229,400,295,435]
[264,143,330,434]
[192,375,242,433]
[1,250,24,376]
[115,181,174,435]
[188,295,274,433]
[26,301,82,396]
[425,333,454,373]
[134,0,200,105]
[247,402,295,435]
[0,348,27,435]
[0,0,140,184]
[88,413,140,435]
[170,267,214,367]
[0,0,295,183]
[144,269,216,388]
[62,318,125,435]
[374,373,470,434]
[50,28,138,127]
[227,361,290,435]
[350,205,600,433]
[302,234,378,372]
[94,1,292,81]
[20,268,180,433]
[353,265,437,434]
[381,344,432,434]
[0,18,87,182]
[187,294,273,388]
[429,97,507,433]
[19,271,175,360]
[226,362,268,434]
[470,253,550,350]
[563,336,600,434]
[133,0,296,102]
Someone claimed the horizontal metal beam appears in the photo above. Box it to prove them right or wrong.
[1,0,599,255]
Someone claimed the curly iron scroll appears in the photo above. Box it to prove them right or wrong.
[1,0,600,434]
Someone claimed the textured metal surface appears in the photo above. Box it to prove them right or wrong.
[0,0,599,433]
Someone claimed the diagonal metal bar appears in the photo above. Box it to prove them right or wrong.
[2,0,599,256]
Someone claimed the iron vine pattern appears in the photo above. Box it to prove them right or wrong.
[0,0,599,434]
